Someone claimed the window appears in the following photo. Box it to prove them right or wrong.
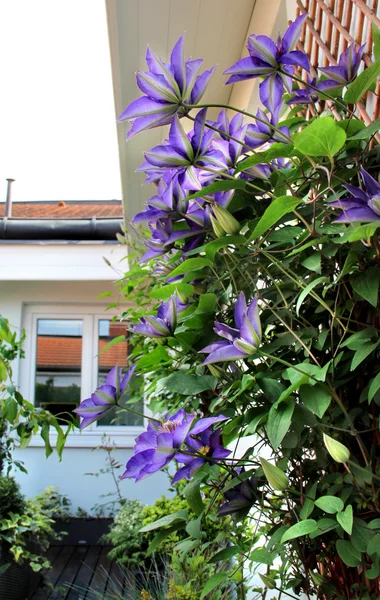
[21,305,144,447]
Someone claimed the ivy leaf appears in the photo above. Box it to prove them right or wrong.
[350,267,380,308]
[337,505,353,535]
[249,195,302,241]
[200,573,228,599]
[336,540,362,567]
[315,495,344,514]
[281,520,318,543]
[267,398,295,450]
[300,383,332,418]
[344,59,380,103]
[294,117,346,157]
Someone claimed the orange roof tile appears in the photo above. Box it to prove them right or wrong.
[0,201,123,219]
[36,336,128,369]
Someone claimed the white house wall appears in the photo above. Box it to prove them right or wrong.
[1,279,170,513]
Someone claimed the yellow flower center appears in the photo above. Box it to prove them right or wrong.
[199,445,211,456]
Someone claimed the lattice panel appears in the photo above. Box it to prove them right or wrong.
[296,0,380,124]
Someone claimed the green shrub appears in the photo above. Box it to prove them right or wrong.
[0,475,25,518]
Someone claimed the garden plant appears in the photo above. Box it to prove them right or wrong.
[74,14,380,600]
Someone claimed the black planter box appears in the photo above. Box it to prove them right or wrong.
[53,518,112,546]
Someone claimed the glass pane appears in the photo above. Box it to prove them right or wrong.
[35,319,82,424]
[97,320,143,426]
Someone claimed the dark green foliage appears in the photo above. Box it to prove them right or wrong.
[0,475,25,519]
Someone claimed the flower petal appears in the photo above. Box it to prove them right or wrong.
[235,291,247,329]
[334,206,379,222]
[360,168,380,198]
[280,50,310,71]
[118,96,174,121]
[202,343,248,364]
[281,14,308,54]
[170,34,186,93]
[169,116,194,159]
[144,145,190,168]
[259,73,284,114]
[247,35,278,66]
[190,415,228,436]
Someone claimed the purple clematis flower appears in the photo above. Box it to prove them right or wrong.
[200,292,262,364]
[330,168,380,222]
[121,409,196,481]
[133,177,190,226]
[218,469,257,518]
[118,35,216,139]
[211,110,245,141]
[173,424,231,483]
[224,15,309,113]
[74,365,136,429]
[143,109,228,190]
[140,218,174,263]
[121,411,228,482]
[287,76,319,105]
[318,42,366,93]
[245,107,290,149]
[133,294,188,338]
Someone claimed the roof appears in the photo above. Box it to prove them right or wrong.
[0,201,123,219]
[37,336,128,369]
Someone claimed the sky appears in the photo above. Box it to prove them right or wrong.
[0,0,122,202]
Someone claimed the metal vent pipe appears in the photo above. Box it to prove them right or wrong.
[5,179,15,218]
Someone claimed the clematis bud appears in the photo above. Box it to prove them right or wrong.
[210,214,226,238]
[323,433,350,463]
[260,457,288,491]
[212,204,241,234]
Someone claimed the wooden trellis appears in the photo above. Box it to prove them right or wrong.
[295,0,380,124]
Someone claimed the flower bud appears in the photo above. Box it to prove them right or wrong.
[213,204,240,235]
[323,433,350,463]
[260,457,288,491]
[210,214,226,238]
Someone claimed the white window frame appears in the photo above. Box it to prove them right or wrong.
[20,303,145,448]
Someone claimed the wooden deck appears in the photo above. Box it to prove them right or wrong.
[28,545,128,600]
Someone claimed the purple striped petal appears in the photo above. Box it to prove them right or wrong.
[334,206,379,222]
[192,108,207,152]
[136,71,178,102]
[170,34,186,93]
[279,50,310,71]
[120,364,137,394]
[281,14,308,54]
[121,449,155,480]
[318,66,348,84]
[169,116,194,159]
[247,297,261,339]
[126,112,176,139]
[190,66,216,104]
[259,73,284,114]
[330,199,367,209]
[180,165,202,190]
[118,96,175,121]
[144,145,190,168]
[199,340,231,354]
[214,322,240,342]
[235,291,247,329]
[202,343,248,364]
[224,57,274,84]
[185,58,203,94]
[360,168,380,197]
[246,35,278,66]
[189,415,228,436]
[344,184,370,202]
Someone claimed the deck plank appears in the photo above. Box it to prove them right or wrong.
[65,546,102,600]
[30,546,73,600]
[84,546,112,599]
[105,560,126,596]
[49,546,88,600]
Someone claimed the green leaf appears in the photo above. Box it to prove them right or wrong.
[351,340,380,371]
[296,277,329,316]
[281,519,318,543]
[350,267,380,308]
[367,534,380,557]
[149,282,195,300]
[204,235,245,261]
[315,495,344,514]
[209,546,240,563]
[235,143,295,172]
[169,257,212,278]
[369,372,380,402]
[197,293,218,313]
[249,195,302,241]
[40,424,53,458]
[351,518,376,552]
[186,516,202,540]
[344,59,380,103]
[267,398,295,450]
[294,117,346,157]
[160,373,217,395]
[259,574,277,589]
[184,480,204,516]
[260,457,289,491]
[200,573,228,599]
[301,254,321,274]
[336,540,362,567]
[250,548,276,565]
[139,510,188,532]
[187,179,246,200]
[373,24,380,61]
[98,335,126,355]
[309,518,338,538]
[337,505,353,535]
[300,482,318,520]
[347,222,380,243]
[300,383,332,418]
[348,118,380,140]
[146,524,183,556]
[2,397,18,423]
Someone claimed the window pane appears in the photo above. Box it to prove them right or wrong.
[97,320,143,426]
[35,319,82,424]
